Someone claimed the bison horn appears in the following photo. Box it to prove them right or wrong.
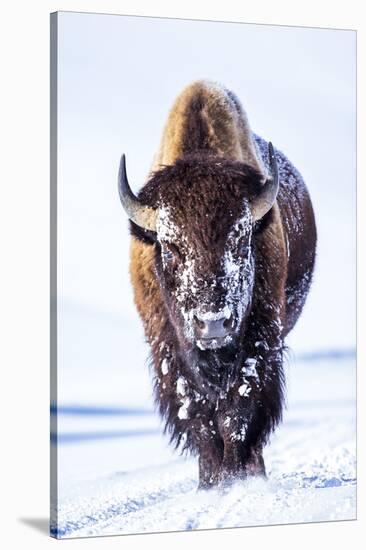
[251,142,279,222]
[118,154,158,232]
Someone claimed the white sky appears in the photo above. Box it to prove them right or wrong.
[57,12,356,352]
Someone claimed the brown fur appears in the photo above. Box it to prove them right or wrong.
[125,80,317,487]
[152,80,264,171]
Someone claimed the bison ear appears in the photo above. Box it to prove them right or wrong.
[250,142,279,222]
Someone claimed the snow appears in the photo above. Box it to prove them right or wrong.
[177,399,190,420]
[161,359,169,376]
[53,355,355,537]
[156,205,180,247]
[176,377,191,419]
[222,208,254,325]
[51,305,356,538]
[238,382,251,397]
[176,376,186,396]
[242,358,258,378]
[197,307,232,321]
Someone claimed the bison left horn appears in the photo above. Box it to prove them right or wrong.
[118,154,158,232]
[251,142,279,222]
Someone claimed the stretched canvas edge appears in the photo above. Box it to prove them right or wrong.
[50,10,58,540]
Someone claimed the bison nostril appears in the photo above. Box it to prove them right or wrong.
[223,314,233,329]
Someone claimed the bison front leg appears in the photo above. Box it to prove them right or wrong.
[198,440,224,489]
[245,445,266,477]
[219,442,248,484]
[219,442,266,484]
[216,414,248,483]
[195,421,224,489]
[198,454,214,489]
[216,412,266,484]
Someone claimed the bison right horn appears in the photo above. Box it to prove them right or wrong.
[251,142,279,222]
[118,154,158,232]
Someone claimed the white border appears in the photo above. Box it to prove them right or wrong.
[0,1,364,549]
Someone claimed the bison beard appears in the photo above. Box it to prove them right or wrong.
[119,81,316,488]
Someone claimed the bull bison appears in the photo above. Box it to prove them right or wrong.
[118,80,317,488]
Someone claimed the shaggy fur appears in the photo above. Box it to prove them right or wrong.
[126,80,317,488]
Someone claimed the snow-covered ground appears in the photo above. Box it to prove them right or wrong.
[51,305,356,538]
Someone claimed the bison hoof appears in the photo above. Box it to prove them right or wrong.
[245,457,266,478]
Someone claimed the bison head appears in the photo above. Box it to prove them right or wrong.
[119,146,278,356]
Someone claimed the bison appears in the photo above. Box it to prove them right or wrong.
[118,80,317,488]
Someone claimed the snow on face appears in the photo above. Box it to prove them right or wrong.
[156,202,254,344]
[156,204,177,242]
[220,206,254,328]
[160,358,169,376]
[156,205,199,303]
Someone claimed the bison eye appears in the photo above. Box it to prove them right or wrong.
[163,249,174,263]
[161,242,181,268]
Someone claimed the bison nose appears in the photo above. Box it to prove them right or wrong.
[193,312,233,340]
